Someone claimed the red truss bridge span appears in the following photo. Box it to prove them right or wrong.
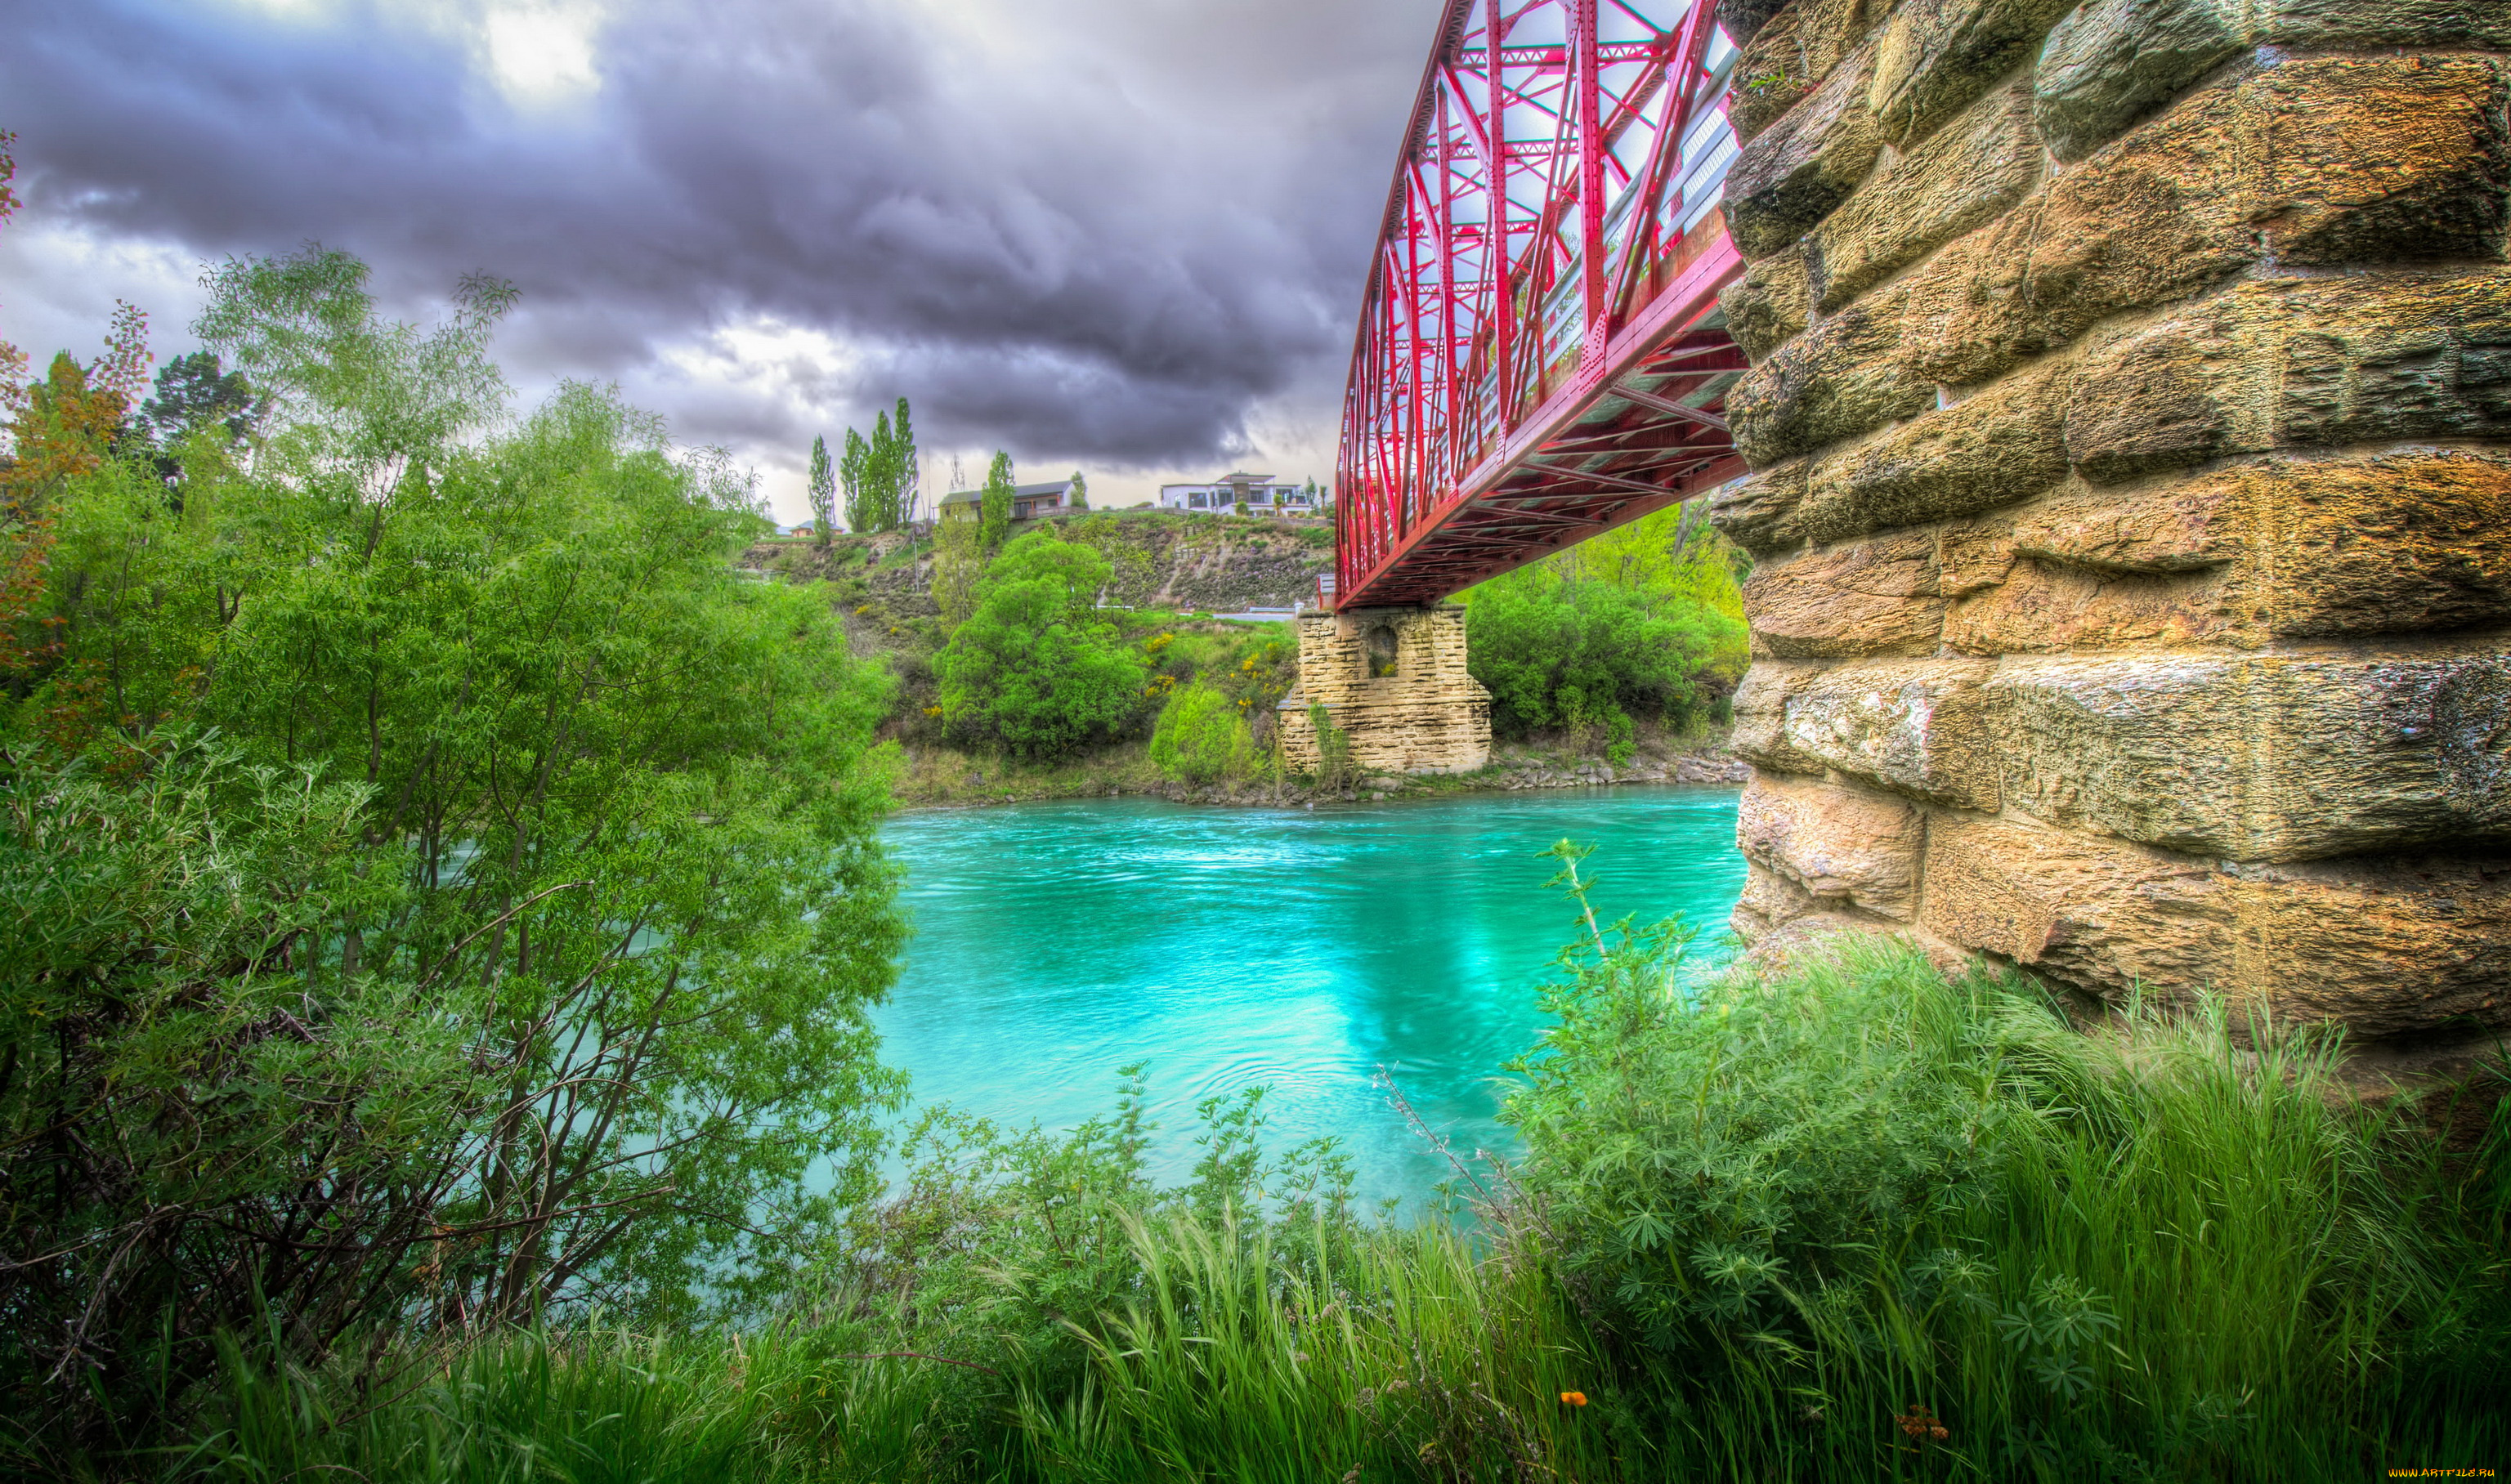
[1332,0,1748,610]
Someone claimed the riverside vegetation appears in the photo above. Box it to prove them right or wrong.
[754,477,1755,807]
[3,226,2505,1480]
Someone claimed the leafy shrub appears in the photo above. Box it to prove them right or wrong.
[1502,846,2511,1476]
[1306,701,1356,791]
[1465,565,1743,739]
[933,530,1148,759]
[1148,682,1255,784]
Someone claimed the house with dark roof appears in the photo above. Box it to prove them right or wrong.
[938,476,1084,523]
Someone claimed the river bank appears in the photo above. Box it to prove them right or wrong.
[886,726,1749,810]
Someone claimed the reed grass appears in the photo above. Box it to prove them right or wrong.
[186,945,2508,1483]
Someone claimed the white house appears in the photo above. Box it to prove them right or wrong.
[1156,471,1324,516]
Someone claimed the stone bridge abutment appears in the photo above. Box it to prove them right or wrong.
[1705,0,2511,1083]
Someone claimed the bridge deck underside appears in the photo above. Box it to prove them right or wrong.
[1344,308,1745,609]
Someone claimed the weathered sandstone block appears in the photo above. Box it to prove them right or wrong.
[1734,658,2003,809]
[2064,271,2511,484]
[1910,56,2509,390]
[1731,64,2505,462]
[1710,458,1811,556]
[2236,852,2511,1038]
[1725,39,1886,260]
[1719,248,1814,364]
[1810,82,2040,311]
[1921,816,2228,994]
[1731,0,1881,144]
[1789,357,2070,545]
[1731,859,1831,941]
[1921,816,2511,1036]
[1717,0,1797,51]
[1943,453,2511,651]
[1737,772,1922,919]
[2239,57,2509,267]
[2037,0,2511,163]
[1727,280,1933,463]
[1986,653,2511,862]
[1867,0,2079,145]
[1743,531,1944,658]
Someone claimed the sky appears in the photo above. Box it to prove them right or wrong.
[0,0,1443,520]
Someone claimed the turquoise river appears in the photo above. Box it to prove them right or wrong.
[873,784,1746,1207]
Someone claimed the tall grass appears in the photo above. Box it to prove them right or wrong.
[1499,890,2510,1482]
[187,935,2508,1483]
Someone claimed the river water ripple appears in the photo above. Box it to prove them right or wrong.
[875,785,1745,1207]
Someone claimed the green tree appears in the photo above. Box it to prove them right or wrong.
[840,426,871,532]
[979,449,1014,550]
[141,348,259,445]
[1,248,906,1464]
[1149,682,1255,784]
[808,433,837,543]
[1462,498,1748,750]
[1466,564,1740,745]
[932,507,982,628]
[885,397,919,528]
[1069,469,1089,510]
[933,528,1144,758]
[0,131,24,400]
[830,400,918,533]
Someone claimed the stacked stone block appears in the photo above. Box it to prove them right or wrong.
[1277,606,1493,776]
[1708,0,2511,1067]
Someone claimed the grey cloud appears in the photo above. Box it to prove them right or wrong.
[0,0,1436,468]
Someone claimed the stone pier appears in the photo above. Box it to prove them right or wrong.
[1276,605,1492,776]
[1708,0,2510,1081]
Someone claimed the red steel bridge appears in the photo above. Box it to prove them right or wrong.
[1332,0,1748,610]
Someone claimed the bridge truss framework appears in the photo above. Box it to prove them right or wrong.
[1333,0,1749,610]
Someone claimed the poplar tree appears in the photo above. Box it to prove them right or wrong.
[807,434,836,544]
[869,411,900,531]
[979,449,1014,551]
[890,398,919,527]
[1069,470,1089,510]
[839,427,870,532]
[829,400,919,533]
[932,509,982,628]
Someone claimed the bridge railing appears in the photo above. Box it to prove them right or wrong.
[1335,0,1743,607]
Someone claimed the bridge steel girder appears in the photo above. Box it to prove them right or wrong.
[1333,0,1748,611]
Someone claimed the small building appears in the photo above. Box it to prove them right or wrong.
[938,476,1084,523]
[787,524,816,539]
[1157,471,1323,516]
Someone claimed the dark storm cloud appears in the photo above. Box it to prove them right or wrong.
[0,0,1435,466]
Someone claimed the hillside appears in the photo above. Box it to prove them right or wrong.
[743,507,1333,614]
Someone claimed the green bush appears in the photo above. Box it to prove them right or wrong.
[1148,682,1254,784]
[933,530,1148,759]
[1501,846,2511,1478]
[1305,701,1355,791]
[1465,564,1743,739]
